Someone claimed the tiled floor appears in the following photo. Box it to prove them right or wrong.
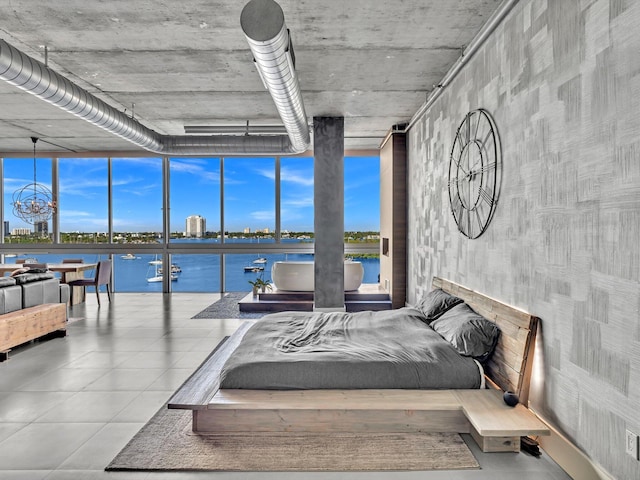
[0,293,572,479]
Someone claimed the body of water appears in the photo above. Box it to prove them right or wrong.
[9,239,380,293]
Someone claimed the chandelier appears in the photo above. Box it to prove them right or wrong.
[12,137,57,224]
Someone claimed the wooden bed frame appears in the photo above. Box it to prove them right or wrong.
[169,277,548,452]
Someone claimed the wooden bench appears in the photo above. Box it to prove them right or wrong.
[169,277,550,452]
[0,303,67,361]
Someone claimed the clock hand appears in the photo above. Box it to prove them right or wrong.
[469,162,497,177]
[469,158,482,173]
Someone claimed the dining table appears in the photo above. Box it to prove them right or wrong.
[0,263,98,305]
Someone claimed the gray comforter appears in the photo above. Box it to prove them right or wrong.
[219,307,482,389]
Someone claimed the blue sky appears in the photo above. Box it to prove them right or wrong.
[3,156,380,233]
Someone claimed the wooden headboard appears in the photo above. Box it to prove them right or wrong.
[433,277,539,405]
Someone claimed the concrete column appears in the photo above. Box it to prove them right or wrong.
[313,116,344,311]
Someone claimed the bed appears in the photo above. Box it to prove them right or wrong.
[219,306,487,390]
[169,277,549,452]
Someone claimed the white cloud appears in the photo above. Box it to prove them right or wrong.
[112,157,163,169]
[4,179,55,197]
[170,159,220,183]
[251,210,275,221]
[282,195,313,208]
[252,166,313,187]
[281,167,314,186]
[59,210,93,217]
[256,168,275,180]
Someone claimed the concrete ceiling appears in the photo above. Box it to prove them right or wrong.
[0,0,502,155]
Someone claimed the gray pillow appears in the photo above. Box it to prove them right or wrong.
[414,288,463,323]
[0,277,17,287]
[12,272,55,284]
[430,303,500,362]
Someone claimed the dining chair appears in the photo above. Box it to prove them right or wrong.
[62,258,84,264]
[67,259,112,306]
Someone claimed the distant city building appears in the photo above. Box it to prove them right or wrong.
[186,215,206,238]
[244,227,251,234]
[3,221,8,235]
[12,228,31,236]
[261,227,270,234]
[34,221,48,237]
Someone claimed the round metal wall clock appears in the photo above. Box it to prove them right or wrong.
[448,108,501,239]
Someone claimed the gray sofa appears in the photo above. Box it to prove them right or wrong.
[0,272,70,315]
[0,272,70,360]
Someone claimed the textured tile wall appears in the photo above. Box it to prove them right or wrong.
[406,1,640,478]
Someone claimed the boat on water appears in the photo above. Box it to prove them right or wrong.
[158,264,181,274]
[148,255,162,265]
[147,274,178,283]
[147,264,178,282]
[121,253,138,260]
[244,265,264,272]
[147,274,178,282]
[252,257,267,264]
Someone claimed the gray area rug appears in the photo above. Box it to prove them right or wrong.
[106,406,479,472]
[191,291,265,319]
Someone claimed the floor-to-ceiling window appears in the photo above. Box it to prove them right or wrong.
[277,154,316,279]
[112,157,163,291]
[223,157,276,291]
[344,155,380,284]
[169,157,221,292]
[2,156,53,246]
[1,153,379,292]
[280,156,314,238]
[58,157,108,244]
[223,156,276,237]
[112,157,163,239]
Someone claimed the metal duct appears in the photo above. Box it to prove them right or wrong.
[241,0,310,153]
[0,3,310,155]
